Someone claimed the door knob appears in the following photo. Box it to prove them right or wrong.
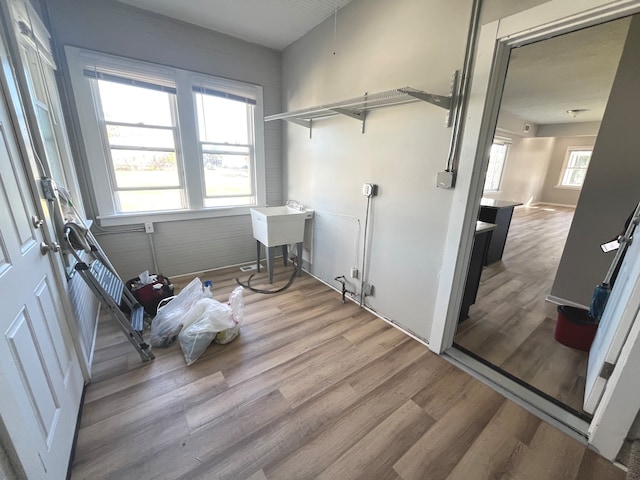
[40,241,60,255]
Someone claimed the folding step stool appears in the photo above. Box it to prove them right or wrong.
[64,227,155,362]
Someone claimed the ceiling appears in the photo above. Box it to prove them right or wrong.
[116,1,630,127]
[500,16,631,125]
[117,0,354,51]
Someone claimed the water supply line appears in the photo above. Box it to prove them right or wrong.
[334,275,355,304]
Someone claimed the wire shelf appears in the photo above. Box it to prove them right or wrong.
[264,77,457,134]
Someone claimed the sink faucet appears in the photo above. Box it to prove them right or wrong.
[286,199,305,211]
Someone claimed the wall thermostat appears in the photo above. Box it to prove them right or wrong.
[362,183,378,197]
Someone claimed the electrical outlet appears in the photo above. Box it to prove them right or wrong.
[362,281,374,296]
[144,221,154,234]
[350,267,359,279]
[362,183,378,197]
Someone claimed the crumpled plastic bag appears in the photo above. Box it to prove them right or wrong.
[215,286,244,344]
[150,277,203,347]
[178,286,245,365]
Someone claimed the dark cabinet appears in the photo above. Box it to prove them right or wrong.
[459,221,496,322]
[479,199,521,265]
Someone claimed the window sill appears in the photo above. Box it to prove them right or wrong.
[97,206,255,227]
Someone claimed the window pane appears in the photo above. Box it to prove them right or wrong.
[98,80,174,126]
[484,143,507,192]
[568,151,591,167]
[203,153,251,196]
[35,104,65,184]
[111,150,179,187]
[107,125,175,149]
[564,168,587,186]
[561,150,591,186]
[116,189,183,212]
[195,93,250,144]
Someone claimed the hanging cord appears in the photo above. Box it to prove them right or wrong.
[235,264,298,294]
[332,7,338,55]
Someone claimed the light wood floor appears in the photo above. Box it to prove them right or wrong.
[455,204,588,413]
[71,259,624,479]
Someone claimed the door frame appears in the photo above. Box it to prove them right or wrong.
[429,0,640,460]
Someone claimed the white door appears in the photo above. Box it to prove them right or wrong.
[0,34,83,479]
[584,219,640,413]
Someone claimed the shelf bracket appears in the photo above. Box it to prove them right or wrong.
[287,118,312,129]
[286,118,313,138]
[330,107,367,134]
[400,71,459,127]
[402,89,451,110]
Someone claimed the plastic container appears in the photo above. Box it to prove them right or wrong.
[203,280,213,298]
[554,305,598,351]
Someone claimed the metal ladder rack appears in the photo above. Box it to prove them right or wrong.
[64,227,155,362]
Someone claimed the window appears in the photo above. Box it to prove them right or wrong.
[66,47,265,222]
[88,72,182,212]
[16,11,79,206]
[194,86,256,207]
[483,142,509,192]
[559,148,592,188]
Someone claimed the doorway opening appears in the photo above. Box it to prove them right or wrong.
[453,15,633,418]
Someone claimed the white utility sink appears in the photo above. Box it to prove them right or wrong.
[250,206,313,247]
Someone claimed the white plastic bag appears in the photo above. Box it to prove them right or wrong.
[150,277,203,347]
[215,286,244,344]
[178,297,236,365]
[178,318,217,366]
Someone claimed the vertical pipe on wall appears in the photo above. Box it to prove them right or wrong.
[360,195,372,307]
[447,0,483,173]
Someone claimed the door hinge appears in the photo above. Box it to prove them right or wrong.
[599,361,615,380]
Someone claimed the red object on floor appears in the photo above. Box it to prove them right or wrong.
[554,305,598,351]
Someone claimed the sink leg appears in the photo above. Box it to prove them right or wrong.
[266,246,275,283]
[282,244,288,266]
[256,240,261,272]
[296,242,303,276]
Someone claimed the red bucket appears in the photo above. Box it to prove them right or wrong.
[554,305,598,352]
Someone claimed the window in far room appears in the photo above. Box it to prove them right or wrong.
[483,141,509,192]
[558,148,592,188]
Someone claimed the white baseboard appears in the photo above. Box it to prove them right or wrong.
[531,201,577,208]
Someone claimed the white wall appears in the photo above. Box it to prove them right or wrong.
[483,136,554,205]
[552,15,640,306]
[539,136,596,206]
[282,0,474,339]
[44,0,283,280]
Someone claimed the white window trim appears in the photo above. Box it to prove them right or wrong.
[65,46,266,225]
[555,146,592,190]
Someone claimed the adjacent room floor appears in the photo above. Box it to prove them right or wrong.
[71,258,623,479]
[455,204,588,413]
